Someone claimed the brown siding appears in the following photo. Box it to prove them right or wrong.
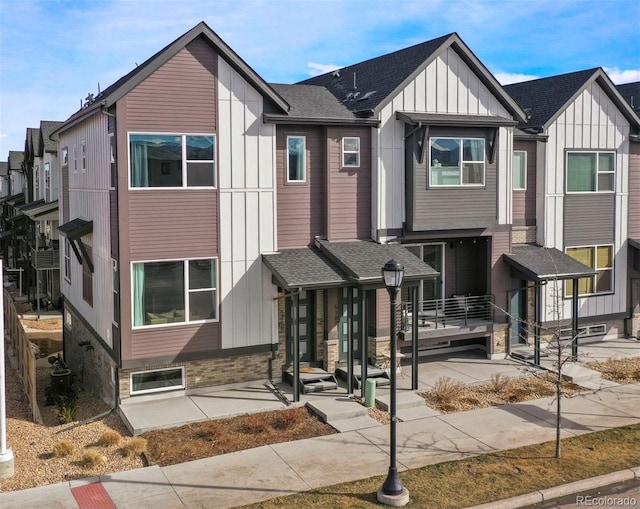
[513,140,536,225]
[490,229,511,323]
[326,127,371,241]
[62,166,69,222]
[126,37,217,132]
[130,322,220,360]
[407,127,498,231]
[630,142,640,240]
[276,126,325,248]
[127,190,218,260]
[109,189,118,259]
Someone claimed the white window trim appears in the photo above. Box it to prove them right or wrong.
[429,137,486,187]
[63,239,71,283]
[565,150,615,194]
[130,256,219,329]
[61,147,68,167]
[342,137,360,168]
[81,140,87,173]
[513,150,527,191]
[565,244,614,297]
[286,135,306,183]
[129,366,185,395]
[73,144,78,174]
[128,132,217,190]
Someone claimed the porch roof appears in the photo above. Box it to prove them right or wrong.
[503,244,596,282]
[24,200,59,221]
[629,238,640,251]
[263,239,439,290]
[262,246,348,290]
[0,231,12,240]
[57,218,93,240]
[396,111,519,127]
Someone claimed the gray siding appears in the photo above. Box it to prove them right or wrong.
[513,140,536,226]
[61,166,69,222]
[326,126,371,241]
[276,126,325,248]
[564,194,615,246]
[406,127,498,232]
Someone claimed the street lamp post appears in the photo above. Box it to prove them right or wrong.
[377,259,410,506]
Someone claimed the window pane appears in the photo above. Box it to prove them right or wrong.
[596,246,612,268]
[288,137,305,181]
[343,138,359,152]
[462,163,484,184]
[431,139,460,168]
[134,261,185,326]
[567,247,594,268]
[344,153,359,166]
[597,173,614,192]
[132,368,183,393]
[578,276,593,295]
[189,259,216,289]
[463,139,484,161]
[431,166,460,185]
[567,153,596,192]
[596,270,612,293]
[189,290,216,320]
[186,162,215,186]
[186,136,214,160]
[513,151,526,189]
[130,135,182,187]
[598,153,614,172]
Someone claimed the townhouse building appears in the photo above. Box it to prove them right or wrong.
[47,22,639,408]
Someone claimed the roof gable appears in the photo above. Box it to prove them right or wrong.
[505,68,640,131]
[300,33,525,122]
[8,151,24,170]
[40,121,63,153]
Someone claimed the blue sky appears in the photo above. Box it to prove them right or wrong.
[1,0,639,156]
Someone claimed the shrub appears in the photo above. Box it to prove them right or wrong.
[52,440,74,457]
[52,387,79,424]
[97,430,121,447]
[121,437,147,457]
[80,449,106,468]
[488,373,510,393]
[430,377,465,403]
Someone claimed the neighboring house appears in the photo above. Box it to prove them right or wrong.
[1,151,26,268]
[504,69,640,352]
[51,22,639,408]
[0,162,9,198]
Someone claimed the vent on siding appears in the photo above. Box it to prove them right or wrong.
[559,324,606,340]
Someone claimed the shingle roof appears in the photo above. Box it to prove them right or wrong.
[267,84,360,122]
[503,244,596,282]
[8,151,24,170]
[504,69,598,130]
[40,121,64,152]
[300,34,452,114]
[0,162,8,177]
[617,82,640,113]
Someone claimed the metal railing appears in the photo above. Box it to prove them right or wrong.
[31,248,60,269]
[401,294,494,330]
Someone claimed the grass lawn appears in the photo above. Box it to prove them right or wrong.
[240,423,640,509]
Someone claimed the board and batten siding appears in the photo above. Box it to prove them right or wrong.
[540,80,630,321]
[217,56,277,350]
[326,127,372,241]
[58,113,113,347]
[276,125,325,248]
[375,46,513,237]
[116,37,220,362]
[512,140,537,225]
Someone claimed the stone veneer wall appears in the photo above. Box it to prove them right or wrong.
[64,308,117,407]
[512,226,537,245]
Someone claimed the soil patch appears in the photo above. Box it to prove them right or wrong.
[20,318,63,331]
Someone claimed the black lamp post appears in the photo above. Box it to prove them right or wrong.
[377,259,410,505]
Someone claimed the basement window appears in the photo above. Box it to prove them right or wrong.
[130,367,185,395]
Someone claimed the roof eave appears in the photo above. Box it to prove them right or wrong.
[263,113,380,127]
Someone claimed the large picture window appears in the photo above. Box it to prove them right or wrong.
[430,137,485,186]
[287,136,306,182]
[132,258,218,327]
[566,151,614,193]
[565,245,613,296]
[513,151,526,190]
[129,134,215,188]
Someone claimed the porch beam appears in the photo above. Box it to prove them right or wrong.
[347,287,354,395]
[360,288,368,399]
[571,279,579,360]
[534,283,541,366]
[411,285,419,390]
[292,291,300,403]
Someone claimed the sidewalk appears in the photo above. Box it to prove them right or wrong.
[2,381,639,509]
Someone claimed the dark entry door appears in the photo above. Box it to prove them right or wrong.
[286,290,315,363]
[339,287,360,362]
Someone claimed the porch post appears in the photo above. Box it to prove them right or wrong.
[292,291,300,403]
[360,288,368,399]
[534,282,541,366]
[347,287,354,394]
[411,285,419,390]
[571,278,579,360]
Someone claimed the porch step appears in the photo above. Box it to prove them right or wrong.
[306,397,368,423]
[328,415,382,432]
[335,365,391,389]
[560,363,604,383]
[375,391,426,412]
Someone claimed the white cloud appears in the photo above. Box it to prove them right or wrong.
[494,72,541,85]
[604,68,640,84]
[306,62,340,77]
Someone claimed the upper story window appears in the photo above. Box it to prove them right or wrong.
[430,137,485,187]
[287,136,306,182]
[61,147,68,167]
[63,239,71,283]
[34,164,40,198]
[132,257,218,328]
[81,140,87,173]
[565,244,613,297]
[513,151,527,190]
[566,151,614,193]
[129,134,216,188]
[73,144,78,174]
[342,137,360,167]
[44,162,51,201]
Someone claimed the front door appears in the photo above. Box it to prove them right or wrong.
[422,244,444,301]
[286,290,315,363]
[509,280,527,345]
[339,287,361,362]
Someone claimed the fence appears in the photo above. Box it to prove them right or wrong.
[3,288,42,423]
